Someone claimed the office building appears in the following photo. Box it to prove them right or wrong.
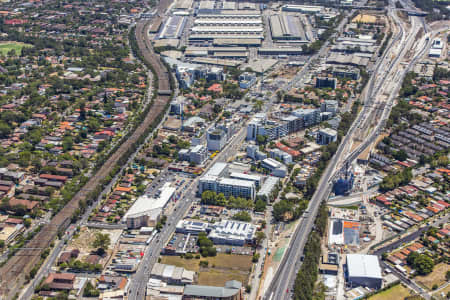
[208,220,256,246]
[269,149,293,164]
[199,177,256,199]
[207,127,227,151]
[229,172,262,187]
[246,144,267,161]
[346,254,382,289]
[332,67,360,80]
[316,77,337,89]
[321,100,338,115]
[198,162,256,199]
[239,72,257,89]
[292,108,321,127]
[317,128,338,145]
[170,97,184,115]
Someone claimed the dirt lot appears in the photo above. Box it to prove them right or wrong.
[66,226,122,264]
[416,263,449,290]
[161,254,253,286]
[368,283,412,300]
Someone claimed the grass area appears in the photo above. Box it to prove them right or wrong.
[0,42,32,56]
[432,284,450,300]
[161,254,253,286]
[416,263,449,290]
[368,284,412,300]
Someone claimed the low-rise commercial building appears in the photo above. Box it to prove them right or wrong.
[261,158,287,178]
[123,182,176,228]
[176,220,209,235]
[208,220,256,246]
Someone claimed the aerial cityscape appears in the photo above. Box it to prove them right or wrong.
[0,0,448,299]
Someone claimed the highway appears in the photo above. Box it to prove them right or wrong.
[264,3,429,299]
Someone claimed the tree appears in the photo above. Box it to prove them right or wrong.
[273,200,293,221]
[62,136,74,151]
[393,149,407,161]
[0,122,11,138]
[232,211,252,222]
[255,199,266,212]
[255,231,266,247]
[92,232,110,255]
[407,252,434,275]
[24,218,32,228]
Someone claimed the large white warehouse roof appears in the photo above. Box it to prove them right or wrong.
[346,254,382,279]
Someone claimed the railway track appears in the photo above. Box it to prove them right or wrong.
[0,20,171,298]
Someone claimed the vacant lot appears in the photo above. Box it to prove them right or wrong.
[0,42,32,56]
[368,284,412,300]
[161,254,253,286]
[416,263,449,290]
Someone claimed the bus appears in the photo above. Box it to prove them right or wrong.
[146,230,158,245]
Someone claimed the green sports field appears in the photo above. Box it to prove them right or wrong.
[0,42,33,56]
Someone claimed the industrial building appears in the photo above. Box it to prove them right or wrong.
[327,53,370,67]
[208,219,256,246]
[270,14,306,41]
[429,38,443,57]
[150,263,196,285]
[189,10,264,41]
[317,128,338,145]
[213,38,261,47]
[158,16,187,39]
[123,183,176,228]
[258,47,303,56]
[281,4,323,14]
[346,254,382,289]
[183,280,243,300]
